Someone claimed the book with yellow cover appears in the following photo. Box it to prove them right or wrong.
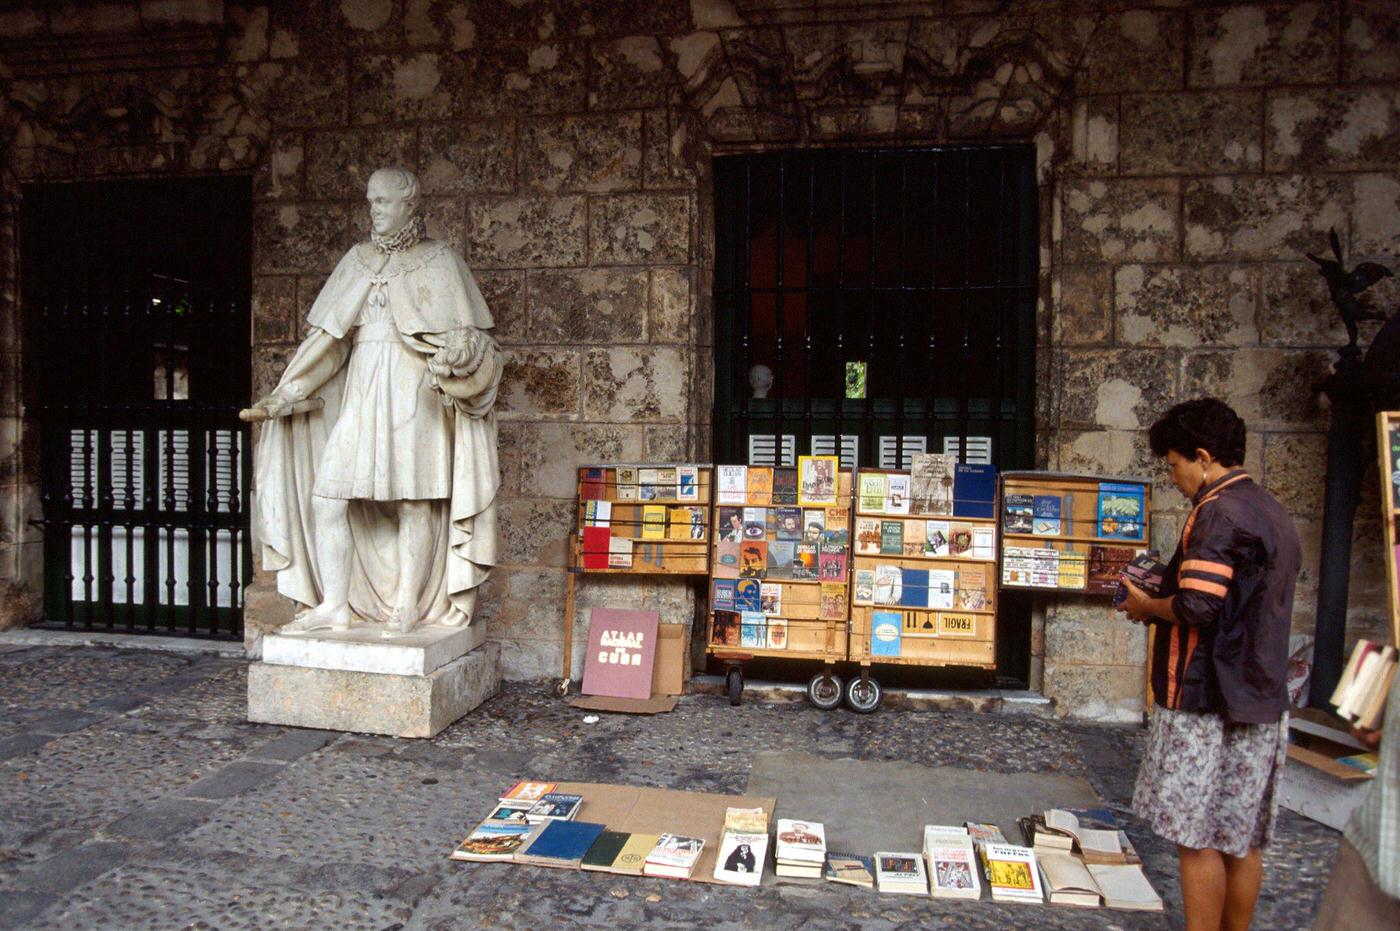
[609,833,660,875]
[746,467,774,504]
[641,505,667,540]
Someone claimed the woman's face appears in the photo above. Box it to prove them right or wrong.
[1166,449,1205,498]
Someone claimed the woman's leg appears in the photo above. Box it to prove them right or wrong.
[1179,845,1227,931]
[1222,847,1263,931]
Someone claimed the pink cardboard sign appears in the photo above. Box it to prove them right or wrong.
[581,608,661,700]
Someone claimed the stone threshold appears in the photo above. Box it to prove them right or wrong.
[0,628,245,657]
[688,674,1054,716]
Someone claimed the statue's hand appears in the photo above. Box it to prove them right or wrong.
[239,393,305,422]
[428,328,487,379]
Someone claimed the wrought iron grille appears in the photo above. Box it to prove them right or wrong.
[712,146,1038,472]
[23,178,252,639]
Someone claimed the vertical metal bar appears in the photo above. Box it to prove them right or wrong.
[990,153,1009,467]
[957,151,973,457]
[836,154,848,458]
[739,161,754,464]
[124,421,137,630]
[806,153,817,462]
[774,155,787,454]
[865,152,877,469]
[926,152,941,458]
[895,152,909,468]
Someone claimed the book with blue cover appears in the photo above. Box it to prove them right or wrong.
[712,579,737,612]
[900,568,930,608]
[870,611,902,657]
[952,463,997,518]
[1031,495,1062,536]
[735,578,762,612]
[514,820,607,868]
[1096,483,1145,540]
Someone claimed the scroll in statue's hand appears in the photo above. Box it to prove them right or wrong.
[239,396,325,422]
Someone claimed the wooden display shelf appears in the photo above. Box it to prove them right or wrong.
[705,467,854,668]
[998,470,1152,595]
[846,467,998,672]
[573,464,713,577]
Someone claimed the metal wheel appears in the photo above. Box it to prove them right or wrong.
[845,676,883,714]
[807,672,844,710]
[726,667,744,706]
[554,677,571,698]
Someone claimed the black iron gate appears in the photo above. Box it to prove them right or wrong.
[713,146,1038,472]
[712,146,1039,682]
[22,178,252,639]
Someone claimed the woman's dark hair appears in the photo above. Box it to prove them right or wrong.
[1148,398,1246,466]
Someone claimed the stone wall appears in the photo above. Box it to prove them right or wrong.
[1,1,1397,720]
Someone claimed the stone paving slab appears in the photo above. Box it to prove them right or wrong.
[0,645,1344,929]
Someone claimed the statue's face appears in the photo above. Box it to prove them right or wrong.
[366,175,412,236]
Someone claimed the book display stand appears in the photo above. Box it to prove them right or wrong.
[848,468,1000,700]
[562,465,713,692]
[1378,412,1400,645]
[704,462,854,709]
[997,472,1153,595]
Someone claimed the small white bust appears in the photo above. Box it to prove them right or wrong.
[749,364,774,399]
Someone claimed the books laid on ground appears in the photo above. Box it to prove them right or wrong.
[498,780,557,808]
[714,831,768,886]
[513,820,607,868]
[1087,863,1165,912]
[1038,852,1102,908]
[823,852,875,888]
[963,821,1007,879]
[1332,639,1398,730]
[874,852,928,895]
[1041,809,1126,864]
[713,806,771,886]
[524,793,583,824]
[775,819,826,877]
[923,825,981,900]
[608,833,660,876]
[580,830,631,873]
[644,833,706,879]
[984,843,1044,903]
[451,822,535,861]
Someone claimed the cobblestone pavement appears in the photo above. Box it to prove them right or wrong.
[0,644,1338,930]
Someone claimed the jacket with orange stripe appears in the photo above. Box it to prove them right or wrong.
[1149,470,1301,724]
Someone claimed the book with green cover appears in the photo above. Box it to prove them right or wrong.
[580,830,631,872]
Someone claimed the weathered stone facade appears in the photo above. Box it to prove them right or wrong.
[1,1,1397,720]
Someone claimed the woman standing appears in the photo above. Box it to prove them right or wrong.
[1118,398,1301,931]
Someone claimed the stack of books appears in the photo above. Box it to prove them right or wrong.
[449,781,564,862]
[1332,639,1398,730]
[1023,808,1130,865]
[874,852,928,895]
[713,807,770,887]
[774,819,826,878]
[923,825,981,900]
[963,821,1007,880]
[643,833,706,879]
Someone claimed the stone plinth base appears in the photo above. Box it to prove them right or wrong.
[248,641,500,738]
[262,621,486,676]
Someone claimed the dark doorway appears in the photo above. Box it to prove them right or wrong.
[22,176,253,639]
[712,146,1039,683]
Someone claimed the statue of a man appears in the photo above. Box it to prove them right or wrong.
[246,167,500,636]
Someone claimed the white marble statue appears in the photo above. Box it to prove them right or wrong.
[245,167,500,636]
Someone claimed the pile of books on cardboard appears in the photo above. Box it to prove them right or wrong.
[774,818,826,878]
[712,807,770,886]
[1016,808,1163,911]
[1332,639,1398,730]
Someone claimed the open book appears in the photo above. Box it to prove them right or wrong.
[1044,809,1125,864]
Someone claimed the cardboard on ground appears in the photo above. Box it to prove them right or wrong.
[505,781,776,886]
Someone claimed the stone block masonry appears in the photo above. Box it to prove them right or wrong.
[0,1,1396,721]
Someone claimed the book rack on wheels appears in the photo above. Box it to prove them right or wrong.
[704,464,854,708]
[848,469,999,708]
[559,464,713,697]
[997,470,1153,706]
[1377,413,1400,646]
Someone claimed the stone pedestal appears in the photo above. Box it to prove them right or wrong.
[247,623,499,738]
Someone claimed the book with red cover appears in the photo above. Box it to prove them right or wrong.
[581,526,611,570]
[581,608,660,700]
[580,467,606,501]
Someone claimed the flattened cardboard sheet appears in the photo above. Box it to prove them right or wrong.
[568,695,678,715]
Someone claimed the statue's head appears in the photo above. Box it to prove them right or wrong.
[366,167,420,237]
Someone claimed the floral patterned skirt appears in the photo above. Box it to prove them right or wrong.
[1132,707,1289,858]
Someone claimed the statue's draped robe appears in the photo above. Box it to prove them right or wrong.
[254,240,500,627]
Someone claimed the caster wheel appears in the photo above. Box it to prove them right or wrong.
[554,678,571,698]
[726,667,744,706]
[845,676,883,714]
[807,672,844,710]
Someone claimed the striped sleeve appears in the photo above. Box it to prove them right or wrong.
[1172,505,1238,627]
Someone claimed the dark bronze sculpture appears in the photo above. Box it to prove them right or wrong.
[1309,228,1396,707]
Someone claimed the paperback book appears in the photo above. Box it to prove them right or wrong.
[1096,482,1145,540]
[450,823,535,861]
[514,820,607,868]
[984,843,1044,903]
[909,453,955,515]
[824,852,876,888]
[923,826,981,901]
[717,465,748,504]
[874,852,928,895]
[644,834,706,879]
[524,793,583,824]
[713,832,768,886]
